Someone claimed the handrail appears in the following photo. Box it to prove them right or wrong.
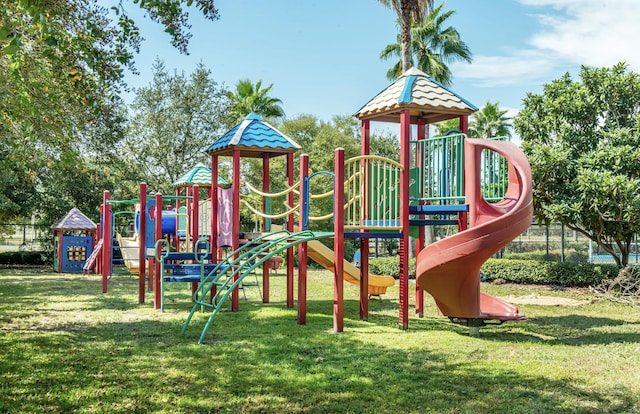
[245,181,300,197]
[241,200,300,219]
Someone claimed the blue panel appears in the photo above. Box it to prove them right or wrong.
[61,235,93,272]
[409,204,469,214]
[399,75,417,104]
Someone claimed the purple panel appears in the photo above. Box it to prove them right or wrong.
[217,188,233,247]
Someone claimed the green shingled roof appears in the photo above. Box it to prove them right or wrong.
[173,163,229,187]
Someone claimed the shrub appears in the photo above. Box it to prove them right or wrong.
[481,259,618,287]
[503,250,589,263]
[369,257,416,279]
[0,251,47,266]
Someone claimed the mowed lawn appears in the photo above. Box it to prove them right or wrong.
[1,266,639,413]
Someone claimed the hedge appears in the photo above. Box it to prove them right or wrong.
[481,259,619,287]
[367,256,619,287]
[0,251,47,266]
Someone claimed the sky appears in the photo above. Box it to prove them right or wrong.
[120,0,640,130]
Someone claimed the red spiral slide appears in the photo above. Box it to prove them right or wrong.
[416,138,533,325]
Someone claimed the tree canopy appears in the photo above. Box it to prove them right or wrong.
[124,60,230,194]
[514,63,640,266]
[0,0,220,222]
[469,101,511,139]
[377,0,433,74]
[380,3,471,83]
[226,79,285,124]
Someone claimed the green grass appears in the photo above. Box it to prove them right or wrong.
[1,267,640,413]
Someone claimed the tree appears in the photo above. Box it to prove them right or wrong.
[514,63,640,266]
[124,60,231,193]
[380,3,470,83]
[227,79,285,124]
[378,0,433,74]
[469,101,512,139]
[0,1,220,220]
[433,118,460,136]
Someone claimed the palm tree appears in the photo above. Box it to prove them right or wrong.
[381,3,472,84]
[378,0,433,74]
[468,101,512,138]
[227,79,285,124]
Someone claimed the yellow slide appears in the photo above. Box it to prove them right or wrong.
[116,233,140,273]
[306,239,395,296]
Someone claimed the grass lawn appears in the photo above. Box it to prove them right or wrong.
[1,266,639,413]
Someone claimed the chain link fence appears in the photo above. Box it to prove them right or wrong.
[504,222,639,265]
[1,220,636,265]
[0,222,49,252]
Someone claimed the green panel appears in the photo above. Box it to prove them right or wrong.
[367,163,399,219]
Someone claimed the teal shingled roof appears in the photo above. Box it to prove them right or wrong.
[206,113,301,158]
[51,207,97,231]
[173,163,229,187]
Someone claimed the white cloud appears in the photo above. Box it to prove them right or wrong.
[522,0,640,70]
[455,0,640,88]
[452,51,563,87]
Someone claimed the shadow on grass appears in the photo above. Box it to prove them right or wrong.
[2,270,640,412]
[2,305,637,413]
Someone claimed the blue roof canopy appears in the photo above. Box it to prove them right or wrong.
[206,113,301,158]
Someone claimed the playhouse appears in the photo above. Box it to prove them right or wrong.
[52,207,97,273]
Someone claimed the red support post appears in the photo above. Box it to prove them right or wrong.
[297,154,309,324]
[96,223,102,275]
[192,184,200,296]
[459,115,469,232]
[154,193,163,309]
[333,148,345,333]
[231,150,241,311]
[399,110,411,330]
[415,119,426,317]
[360,119,370,320]
[286,152,295,308]
[139,183,147,302]
[210,155,219,301]
[57,229,63,273]
[262,154,270,303]
[101,191,111,293]
[459,115,469,135]
[211,155,219,261]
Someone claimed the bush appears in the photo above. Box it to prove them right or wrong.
[0,251,47,266]
[369,257,416,279]
[503,251,589,263]
[481,259,618,287]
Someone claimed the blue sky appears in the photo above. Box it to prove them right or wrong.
[121,0,640,127]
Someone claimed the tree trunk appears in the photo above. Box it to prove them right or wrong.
[401,2,412,73]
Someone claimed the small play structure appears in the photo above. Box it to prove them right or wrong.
[88,67,533,343]
[52,208,97,273]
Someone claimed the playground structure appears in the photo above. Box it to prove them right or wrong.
[88,67,533,342]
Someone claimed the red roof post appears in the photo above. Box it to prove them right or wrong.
[262,154,270,303]
[458,115,469,231]
[286,152,295,308]
[360,119,370,320]
[333,148,345,333]
[154,193,163,309]
[57,229,64,273]
[101,190,111,293]
[415,118,426,317]
[297,154,309,325]
[231,149,241,312]
[139,182,147,303]
[192,184,200,296]
[399,109,411,330]
[210,155,219,301]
